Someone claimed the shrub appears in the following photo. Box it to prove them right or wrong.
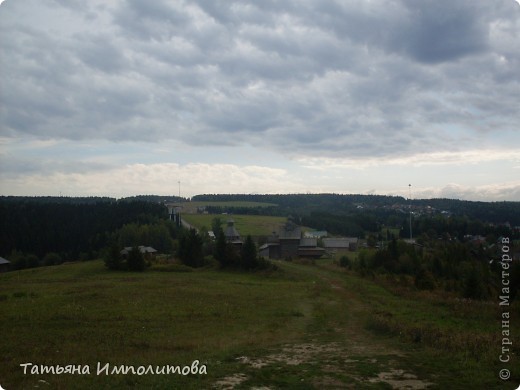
[339,256,351,268]
[463,267,487,300]
[415,268,436,290]
[43,252,62,266]
[127,246,146,272]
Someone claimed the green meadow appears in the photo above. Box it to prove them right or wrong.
[1,259,518,389]
[182,214,287,237]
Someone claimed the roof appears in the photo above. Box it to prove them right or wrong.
[322,237,358,248]
[0,257,10,265]
[298,247,325,258]
[121,246,157,255]
[225,226,240,237]
[259,243,280,250]
[299,237,317,247]
[304,231,328,238]
[279,222,301,239]
[224,219,240,239]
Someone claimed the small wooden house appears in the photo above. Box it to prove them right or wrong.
[120,246,158,260]
[0,257,11,272]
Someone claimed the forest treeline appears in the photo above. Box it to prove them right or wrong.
[202,200,518,241]
[0,197,170,265]
[2,194,519,278]
[194,193,520,225]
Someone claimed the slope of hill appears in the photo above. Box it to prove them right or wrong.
[1,259,517,389]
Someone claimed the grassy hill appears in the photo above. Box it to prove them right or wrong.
[1,260,518,389]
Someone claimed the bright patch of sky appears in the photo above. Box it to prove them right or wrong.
[1,0,519,201]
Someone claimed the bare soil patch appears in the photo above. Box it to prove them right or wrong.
[213,266,435,389]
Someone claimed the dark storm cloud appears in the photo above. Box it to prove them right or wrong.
[400,0,490,63]
[307,0,493,63]
[1,0,519,159]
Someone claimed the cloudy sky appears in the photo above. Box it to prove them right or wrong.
[1,0,519,201]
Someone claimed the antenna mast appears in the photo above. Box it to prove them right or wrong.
[409,184,413,241]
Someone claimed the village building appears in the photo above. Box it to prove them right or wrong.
[0,257,11,272]
[120,246,158,260]
[279,221,302,258]
[259,221,324,260]
[225,219,243,247]
[322,237,359,252]
[166,203,183,226]
[298,237,326,258]
[259,243,280,259]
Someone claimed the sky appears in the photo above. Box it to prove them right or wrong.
[0,0,519,201]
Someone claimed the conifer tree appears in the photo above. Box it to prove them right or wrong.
[214,230,228,268]
[178,229,204,268]
[241,235,257,270]
[104,241,123,270]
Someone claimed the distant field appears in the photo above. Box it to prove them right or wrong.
[1,260,517,389]
[182,214,287,236]
[381,227,401,239]
[180,201,277,214]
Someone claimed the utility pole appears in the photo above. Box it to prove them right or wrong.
[178,181,182,228]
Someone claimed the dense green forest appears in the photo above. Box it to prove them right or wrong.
[0,197,171,267]
[194,194,519,241]
[2,194,519,282]
[195,193,403,215]
[194,193,520,225]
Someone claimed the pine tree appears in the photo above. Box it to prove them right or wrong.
[178,229,204,268]
[241,235,258,271]
[104,242,122,270]
[214,230,228,268]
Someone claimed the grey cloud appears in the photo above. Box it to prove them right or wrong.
[75,35,126,73]
[308,0,501,64]
[437,183,520,202]
[113,0,191,41]
[1,0,519,160]
[399,0,490,63]
[0,155,113,178]
[192,0,283,28]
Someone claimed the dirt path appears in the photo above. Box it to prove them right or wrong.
[213,262,435,389]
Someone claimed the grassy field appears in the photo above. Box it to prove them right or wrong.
[182,214,287,237]
[1,260,518,389]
